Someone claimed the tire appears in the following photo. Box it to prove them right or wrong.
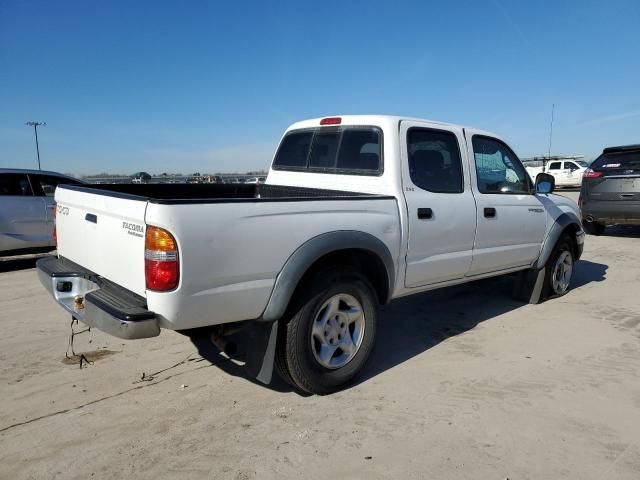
[582,220,605,235]
[542,234,575,299]
[276,267,378,395]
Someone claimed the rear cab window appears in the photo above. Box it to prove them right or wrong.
[0,173,33,196]
[273,126,382,175]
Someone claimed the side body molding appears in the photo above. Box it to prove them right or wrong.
[534,211,584,269]
[261,231,396,321]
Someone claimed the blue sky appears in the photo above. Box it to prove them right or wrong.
[1,0,639,175]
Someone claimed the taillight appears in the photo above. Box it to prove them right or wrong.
[145,226,179,291]
[52,204,57,244]
[320,117,341,125]
[583,168,602,178]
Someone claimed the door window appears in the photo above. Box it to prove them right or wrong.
[472,136,530,194]
[549,162,561,170]
[0,173,33,196]
[407,128,463,193]
[565,162,580,171]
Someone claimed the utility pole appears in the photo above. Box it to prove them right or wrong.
[547,104,555,161]
[25,121,46,170]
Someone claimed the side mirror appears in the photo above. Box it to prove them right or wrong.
[535,173,555,194]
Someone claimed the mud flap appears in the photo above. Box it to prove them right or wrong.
[512,268,546,304]
[244,320,279,384]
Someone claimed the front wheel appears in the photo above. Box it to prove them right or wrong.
[542,235,575,298]
[275,267,377,394]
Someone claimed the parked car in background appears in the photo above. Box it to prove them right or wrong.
[0,169,83,254]
[131,172,152,184]
[244,177,260,184]
[580,144,640,235]
[37,115,584,394]
[526,159,587,188]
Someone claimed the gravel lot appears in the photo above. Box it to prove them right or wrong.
[1,192,639,479]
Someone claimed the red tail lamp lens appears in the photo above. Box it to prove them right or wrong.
[583,168,602,178]
[320,117,342,125]
[145,226,179,291]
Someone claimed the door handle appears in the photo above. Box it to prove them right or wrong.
[484,207,496,218]
[85,213,98,224]
[417,208,433,219]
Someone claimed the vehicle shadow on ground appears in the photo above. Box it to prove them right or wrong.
[0,255,49,273]
[600,225,640,238]
[356,259,608,387]
[190,259,608,394]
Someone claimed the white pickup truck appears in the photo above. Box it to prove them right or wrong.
[38,115,584,394]
[525,159,588,188]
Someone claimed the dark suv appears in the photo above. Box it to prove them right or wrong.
[580,144,640,235]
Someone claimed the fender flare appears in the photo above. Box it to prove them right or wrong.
[534,211,584,269]
[260,231,396,321]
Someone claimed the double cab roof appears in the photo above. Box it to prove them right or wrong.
[286,115,499,139]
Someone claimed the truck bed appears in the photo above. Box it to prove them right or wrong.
[53,181,401,328]
[60,183,392,203]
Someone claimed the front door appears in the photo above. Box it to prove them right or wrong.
[466,133,547,276]
[401,122,477,287]
[547,160,566,186]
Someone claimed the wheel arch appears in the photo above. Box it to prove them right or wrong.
[261,231,396,322]
[535,212,584,269]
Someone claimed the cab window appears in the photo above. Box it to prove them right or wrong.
[0,173,33,196]
[407,128,463,193]
[565,162,580,171]
[549,162,561,170]
[273,127,382,175]
[30,174,81,196]
[472,136,530,194]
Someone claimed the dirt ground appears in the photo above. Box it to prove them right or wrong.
[1,192,639,480]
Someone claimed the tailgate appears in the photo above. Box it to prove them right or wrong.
[55,186,148,296]
[586,175,640,201]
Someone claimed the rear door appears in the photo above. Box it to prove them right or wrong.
[0,173,50,251]
[55,186,148,296]
[466,133,547,275]
[400,121,477,287]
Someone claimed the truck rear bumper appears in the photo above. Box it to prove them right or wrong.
[36,256,159,339]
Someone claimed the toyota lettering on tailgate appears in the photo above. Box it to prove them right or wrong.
[122,221,144,238]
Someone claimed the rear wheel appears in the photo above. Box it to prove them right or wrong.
[582,220,605,235]
[276,267,377,395]
[542,235,575,299]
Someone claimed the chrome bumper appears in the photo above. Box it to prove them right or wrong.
[36,256,159,340]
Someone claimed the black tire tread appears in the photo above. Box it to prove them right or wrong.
[542,234,574,299]
[582,221,605,235]
[276,266,377,395]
